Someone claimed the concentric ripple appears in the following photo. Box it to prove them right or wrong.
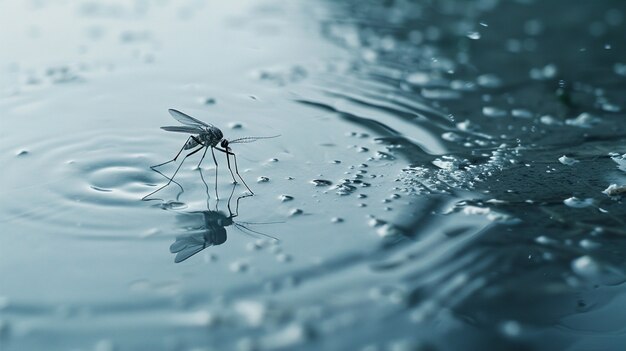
[1,129,180,238]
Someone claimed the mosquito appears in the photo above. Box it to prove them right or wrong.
[142,109,278,200]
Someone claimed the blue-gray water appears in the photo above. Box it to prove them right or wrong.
[1,1,626,350]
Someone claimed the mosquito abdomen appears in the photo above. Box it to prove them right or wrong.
[184,137,200,150]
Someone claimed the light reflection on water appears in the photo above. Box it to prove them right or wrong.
[1,0,626,350]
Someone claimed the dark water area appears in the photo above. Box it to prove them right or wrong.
[1,1,626,350]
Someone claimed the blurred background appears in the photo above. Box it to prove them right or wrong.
[1,1,626,350]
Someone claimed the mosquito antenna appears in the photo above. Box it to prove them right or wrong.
[237,220,285,225]
[229,135,281,144]
[234,223,279,241]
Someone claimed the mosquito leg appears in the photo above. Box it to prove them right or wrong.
[213,146,252,194]
[210,147,219,200]
[230,152,254,195]
[142,145,204,200]
[225,152,238,185]
[150,136,192,169]
[196,145,208,169]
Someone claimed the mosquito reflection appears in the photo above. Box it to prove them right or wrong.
[169,185,279,263]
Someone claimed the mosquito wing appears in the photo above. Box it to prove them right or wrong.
[168,109,214,128]
[161,126,205,133]
[173,245,206,263]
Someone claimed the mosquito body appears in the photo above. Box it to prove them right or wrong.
[142,109,277,200]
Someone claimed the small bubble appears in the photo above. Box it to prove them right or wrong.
[268,158,279,162]
[358,203,367,207]
[257,176,270,183]
[228,122,243,129]
[331,217,343,223]
[16,149,29,156]
[331,160,341,164]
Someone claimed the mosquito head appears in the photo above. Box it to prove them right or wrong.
[220,139,229,150]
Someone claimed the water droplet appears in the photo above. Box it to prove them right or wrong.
[406,71,431,85]
[511,109,533,118]
[565,113,600,128]
[228,122,243,129]
[466,31,481,40]
[276,253,292,263]
[500,320,522,337]
[279,194,294,202]
[477,74,502,88]
[16,149,29,156]
[368,218,386,227]
[289,208,303,216]
[230,260,249,273]
[311,179,332,187]
[377,224,403,238]
[614,63,626,77]
[202,97,216,105]
[580,239,601,250]
[603,184,626,196]
[530,64,558,80]
[563,197,593,209]
[257,176,270,183]
[482,106,507,118]
[331,217,343,223]
[571,255,601,277]
[558,155,579,166]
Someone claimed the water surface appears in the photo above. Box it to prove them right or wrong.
[1,1,626,350]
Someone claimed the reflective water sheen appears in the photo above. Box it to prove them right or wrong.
[1,1,626,350]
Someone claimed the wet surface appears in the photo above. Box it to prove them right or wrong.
[1,1,626,350]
